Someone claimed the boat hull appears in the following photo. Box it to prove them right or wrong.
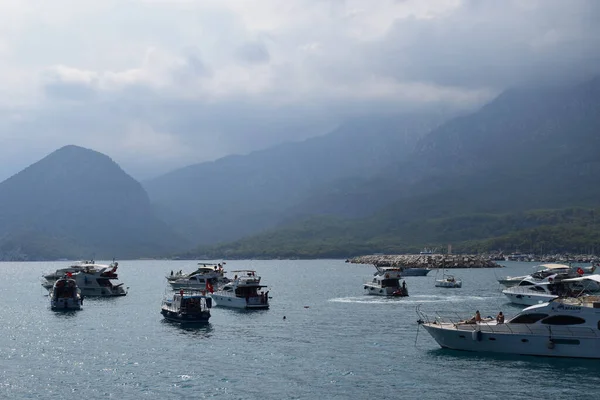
[50,298,82,311]
[402,268,431,277]
[161,309,210,323]
[79,287,127,297]
[363,284,408,296]
[422,323,600,359]
[435,281,462,288]
[502,291,557,306]
[211,293,269,309]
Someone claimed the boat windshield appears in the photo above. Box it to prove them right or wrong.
[508,313,548,324]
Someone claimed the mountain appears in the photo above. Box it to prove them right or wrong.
[144,113,445,244]
[0,145,186,260]
[189,77,600,257]
[289,77,600,219]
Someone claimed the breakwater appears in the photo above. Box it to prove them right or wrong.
[348,254,502,268]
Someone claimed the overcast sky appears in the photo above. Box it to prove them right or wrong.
[0,0,598,181]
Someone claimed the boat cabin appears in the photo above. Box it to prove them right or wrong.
[51,278,79,299]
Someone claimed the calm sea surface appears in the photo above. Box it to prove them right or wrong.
[1,259,599,399]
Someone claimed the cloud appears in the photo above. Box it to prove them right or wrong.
[0,0,598,182]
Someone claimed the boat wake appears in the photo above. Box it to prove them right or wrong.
[329,294,493,304]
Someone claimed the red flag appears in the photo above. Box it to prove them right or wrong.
[577,267,584,276]
[206,280,214,293]
[66,272,72,278]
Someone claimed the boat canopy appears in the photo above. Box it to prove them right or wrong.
[537,263,570,270]
[561,274,600,284]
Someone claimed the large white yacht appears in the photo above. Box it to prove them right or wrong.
[364,266,408,296]
[418,296,600,358]
[167,263,229,290]
[49,277,83,311]
[498,263,596,287]
[42,260,96,285]
[502,274,600,306]
[42,261,128,297]
[210,270,270,309]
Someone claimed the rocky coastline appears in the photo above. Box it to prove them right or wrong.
[348,254,502,269]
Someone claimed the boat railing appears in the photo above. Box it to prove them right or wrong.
[246,295,269,305]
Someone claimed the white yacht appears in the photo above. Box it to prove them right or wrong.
[503,274,600,306]
[167,263,229,290]
[42,261,128,297]
[42,260,96,285]
[167,263,227,282]
[364,266,408,296]
[49,277,83,310]
[210,270,270,309]
[418,297,600,358]
[435,274,462,288]
[498,263,595,287]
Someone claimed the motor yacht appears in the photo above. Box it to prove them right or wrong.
[166,263,227,282]
[161,289,212,324]
[210,270,270,309]
[42,260,96,286]
[502,274,600,306]
[167,263,229,290]
[498,263,596,287]
[49,276,83,311]
[42,261,128,297]
[364,266,408,296]
[417,296,600,358]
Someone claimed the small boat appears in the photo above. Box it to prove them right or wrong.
[417,296,600,358]
[364,266,408,296]
[49,277,83,311]
[210,270,270,309]
[161,289,212,324]
[435,274,462,288]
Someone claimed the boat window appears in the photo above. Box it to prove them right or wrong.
[381,279,399,287]
[518,281,534,286]
[509,313,548,324]
[541,315,586,325]
[530,286,547,292]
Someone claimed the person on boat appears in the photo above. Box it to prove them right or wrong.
[469,310,482,323]
[170,270,173,276]
[496,311,504,324]
[402,280,407,291]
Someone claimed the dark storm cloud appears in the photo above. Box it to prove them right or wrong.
[370,0,600,89]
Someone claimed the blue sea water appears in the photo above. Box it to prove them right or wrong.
[1,259,599,399]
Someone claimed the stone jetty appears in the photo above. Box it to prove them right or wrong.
[348,254,502,269]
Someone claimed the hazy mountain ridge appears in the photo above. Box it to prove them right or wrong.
[0,145,186,260]
[144,114,446,244]
[190,77,600,257]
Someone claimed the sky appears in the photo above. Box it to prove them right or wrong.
[0,0,598,181]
